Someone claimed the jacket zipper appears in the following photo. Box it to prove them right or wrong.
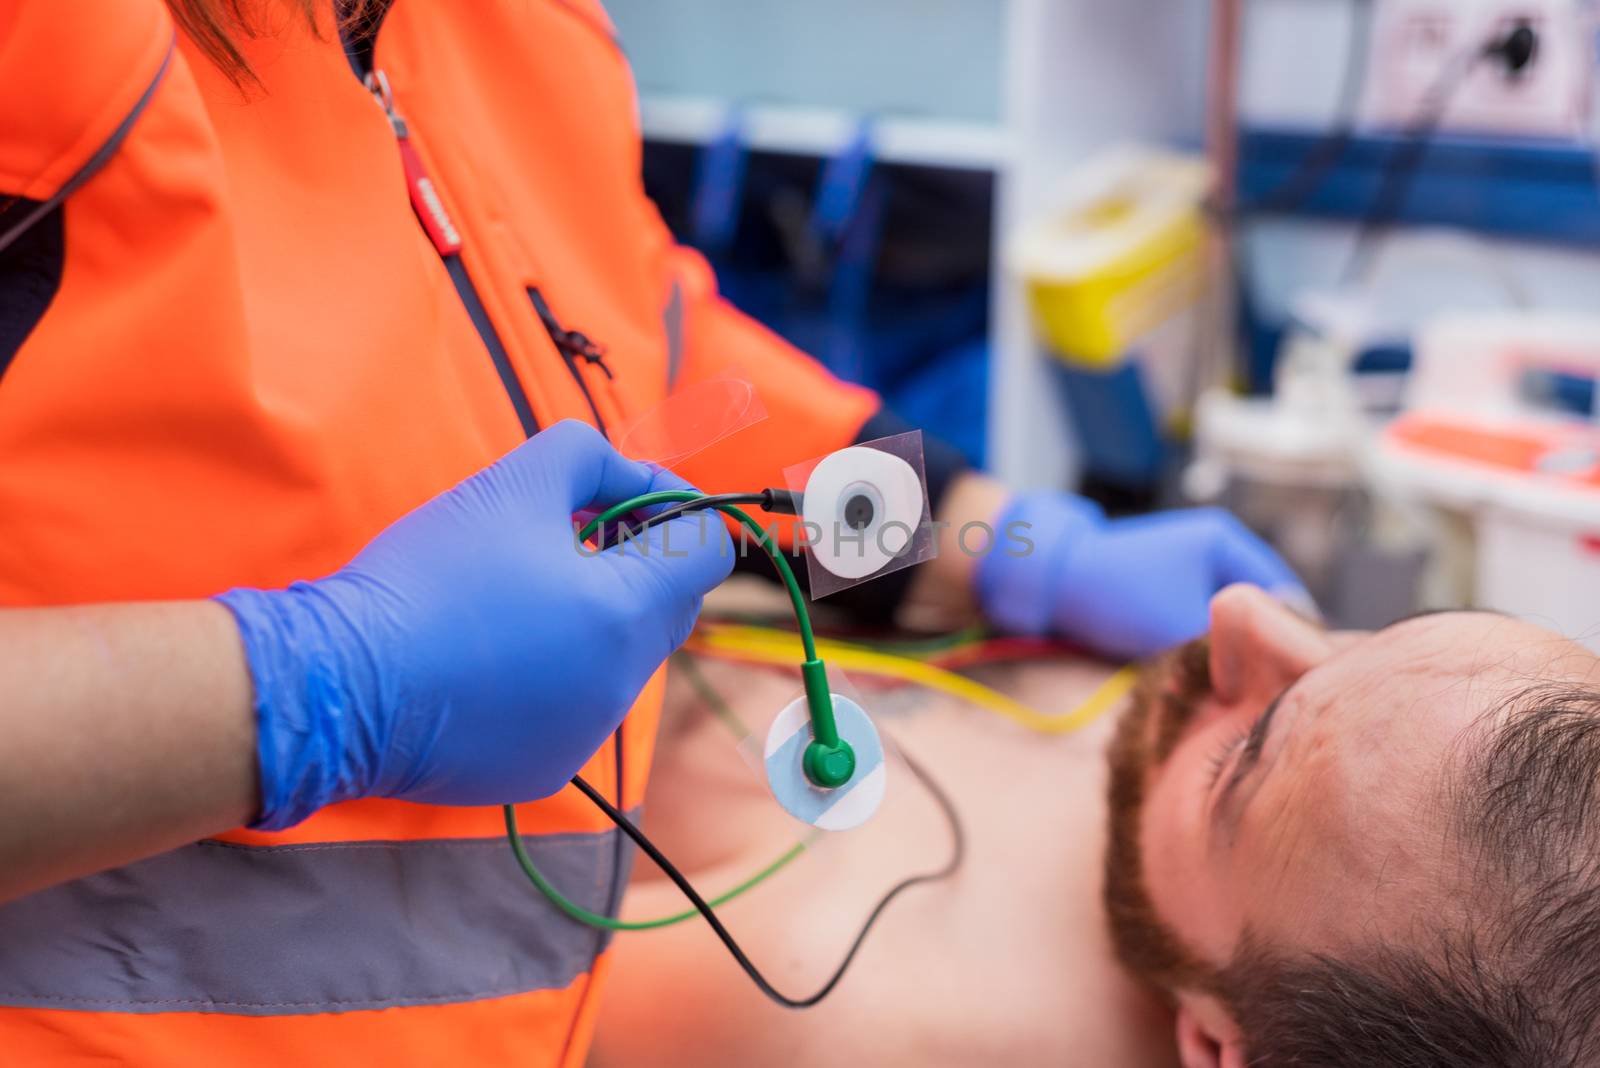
[526,287,613,437]
[352,49,628,1024]
[362,68,540,438]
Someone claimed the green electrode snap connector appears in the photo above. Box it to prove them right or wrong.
[799,658,856,789]
[571,489,857,793]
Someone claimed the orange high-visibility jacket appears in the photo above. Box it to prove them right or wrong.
[0,0,881,1063]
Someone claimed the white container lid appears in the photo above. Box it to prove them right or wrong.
[1006,144,1211,283]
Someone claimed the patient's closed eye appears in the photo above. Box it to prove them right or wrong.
[1206,688,1292,822]
[1205,729,1248,790]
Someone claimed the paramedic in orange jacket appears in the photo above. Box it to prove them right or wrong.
[0,421,734,905]
[0,0,1301,1064]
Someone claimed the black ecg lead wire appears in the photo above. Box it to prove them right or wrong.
[569,743,965,1010]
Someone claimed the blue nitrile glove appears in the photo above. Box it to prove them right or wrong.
[217,420,733,829]
[976,492,1305,660]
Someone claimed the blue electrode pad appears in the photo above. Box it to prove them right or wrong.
[763,694,886,831]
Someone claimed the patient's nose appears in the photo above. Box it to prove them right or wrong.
[1208,584,1332,705]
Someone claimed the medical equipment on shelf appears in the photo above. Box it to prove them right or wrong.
[1186,296,1373,618]
[1008,145,1221,488]
[1370,313,1600,649]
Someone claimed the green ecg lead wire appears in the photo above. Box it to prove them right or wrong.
[502,487,964,1014]
[505,805,810,931]
[505,489,827,931]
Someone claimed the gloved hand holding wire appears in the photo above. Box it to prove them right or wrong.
[218,420,733,829]
[976,492,1306,661]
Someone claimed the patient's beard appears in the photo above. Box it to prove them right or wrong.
[1102,639,1224,992]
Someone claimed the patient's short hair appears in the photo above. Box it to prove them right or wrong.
[1217,684,1600,1067]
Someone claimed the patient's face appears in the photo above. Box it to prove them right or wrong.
[1104,586,1594,990]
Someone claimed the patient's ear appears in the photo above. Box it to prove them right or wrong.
[1173,995,1247,1068]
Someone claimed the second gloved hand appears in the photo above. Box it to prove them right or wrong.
[218,420,734,829]
[976,492,1305,661]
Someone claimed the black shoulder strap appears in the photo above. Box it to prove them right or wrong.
[0,201,63,381]
[0,36,175,382]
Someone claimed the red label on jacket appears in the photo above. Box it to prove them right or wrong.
[396,138,463,256]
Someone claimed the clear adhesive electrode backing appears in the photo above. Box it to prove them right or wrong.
[783,430,937,599]
[615,376,768,469]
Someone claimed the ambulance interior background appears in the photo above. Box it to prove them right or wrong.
[590,0,1600,1060]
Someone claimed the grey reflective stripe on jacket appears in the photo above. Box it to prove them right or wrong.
[0,829,625,1015]
[663,278,685,389]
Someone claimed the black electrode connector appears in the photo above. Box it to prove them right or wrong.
[760,488,803,516]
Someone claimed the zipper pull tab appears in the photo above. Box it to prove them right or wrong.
[567,331,614,379]
[529,288,614,378]
[365,69,462,256]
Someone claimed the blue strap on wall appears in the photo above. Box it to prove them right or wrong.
[816,120,885,381]
[811,122,876,245]
[1239,126,1600,247]
[689,110,750,255]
